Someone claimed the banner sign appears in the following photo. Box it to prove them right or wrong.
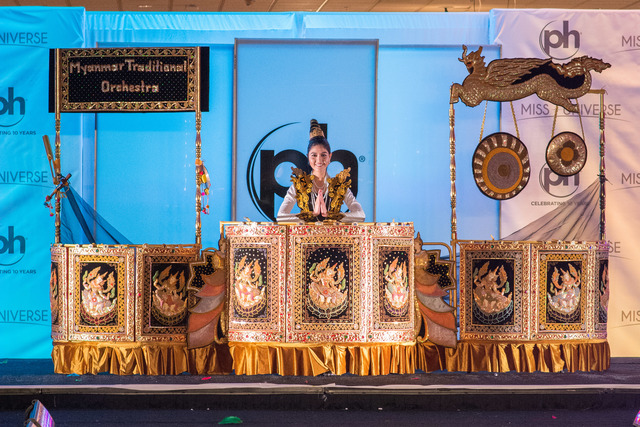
[491,9,639,357]
[0,7,85,358]
[51,47,209,112]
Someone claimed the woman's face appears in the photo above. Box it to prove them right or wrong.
[308,144,332,176]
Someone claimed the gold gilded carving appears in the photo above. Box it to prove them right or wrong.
[136,245,199,342]
[151,266,187,324]
[383,256,409,316]
[473,261,513,315]
[50,264,59,324]
[69,246,135,342]
[459,240,529,341]
[50,245,69,342]
[414,234,457,347]
[326,168,351,221]
[450,45,610,112]
[291,167,352,222]
[599,262,609,314]
[548,264,581,316]
[308,257,348,318]
[225,224,287,342]
[232,255,266,317]
[290,168,316,222]
[81,266,117,321]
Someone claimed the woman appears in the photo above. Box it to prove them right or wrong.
[277,119,365,223]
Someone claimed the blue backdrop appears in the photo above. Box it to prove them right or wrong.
[0,7,85,358]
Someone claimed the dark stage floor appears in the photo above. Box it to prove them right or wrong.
[2,358,640,426]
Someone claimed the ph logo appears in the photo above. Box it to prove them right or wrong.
[539,21,580,60]
[0,87,26,127]
[0,226,26,266]
[247,123,359,221]
[539,165,580,198]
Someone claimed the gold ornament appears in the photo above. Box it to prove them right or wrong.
[290,167,316,222]
[450,45,610,112]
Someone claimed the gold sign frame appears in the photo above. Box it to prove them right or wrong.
[50,46,207,245]
[56,47,199,113]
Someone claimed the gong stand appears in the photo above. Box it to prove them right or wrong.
[448,88,607,244]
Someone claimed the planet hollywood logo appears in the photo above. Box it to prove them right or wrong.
[539,20,581,60]
[247,122,359,221]
[0,87,26,127]
[0,226,26,266]
[538,164,580,198]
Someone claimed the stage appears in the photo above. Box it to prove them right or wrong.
[2,358,639,426]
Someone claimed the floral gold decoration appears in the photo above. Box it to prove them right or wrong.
[459,240,608,341]
[459,240,530,341]
[596,253,609,330]
[326,167,352,221]
[307,256,348,318]
[533,243,590,338]
[287,223,416,344]
[291,167,353,222]
[232,254,266,317]
[369,232,415,343]
[290,167,316,222]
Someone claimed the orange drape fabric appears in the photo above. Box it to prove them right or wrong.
[229,342,417,376]
[51,339,609,375]
[52,341,232,375]
[417,340,610,373]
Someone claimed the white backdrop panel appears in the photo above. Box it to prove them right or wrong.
[491,9,639,357]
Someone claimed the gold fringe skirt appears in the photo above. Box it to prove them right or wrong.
[52,339,609,375]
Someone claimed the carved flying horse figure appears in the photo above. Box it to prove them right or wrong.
[450,45,611,112]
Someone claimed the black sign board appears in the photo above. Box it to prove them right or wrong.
[49,47,209,113]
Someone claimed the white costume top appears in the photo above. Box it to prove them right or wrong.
[276,177,365,223]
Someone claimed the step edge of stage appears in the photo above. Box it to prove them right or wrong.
[2,382,640,395]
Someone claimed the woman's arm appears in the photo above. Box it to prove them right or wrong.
[341,189,365,223]
[276,185,301,222]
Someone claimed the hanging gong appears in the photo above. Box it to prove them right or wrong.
[545,131,587,177]
[472,132,530,200]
